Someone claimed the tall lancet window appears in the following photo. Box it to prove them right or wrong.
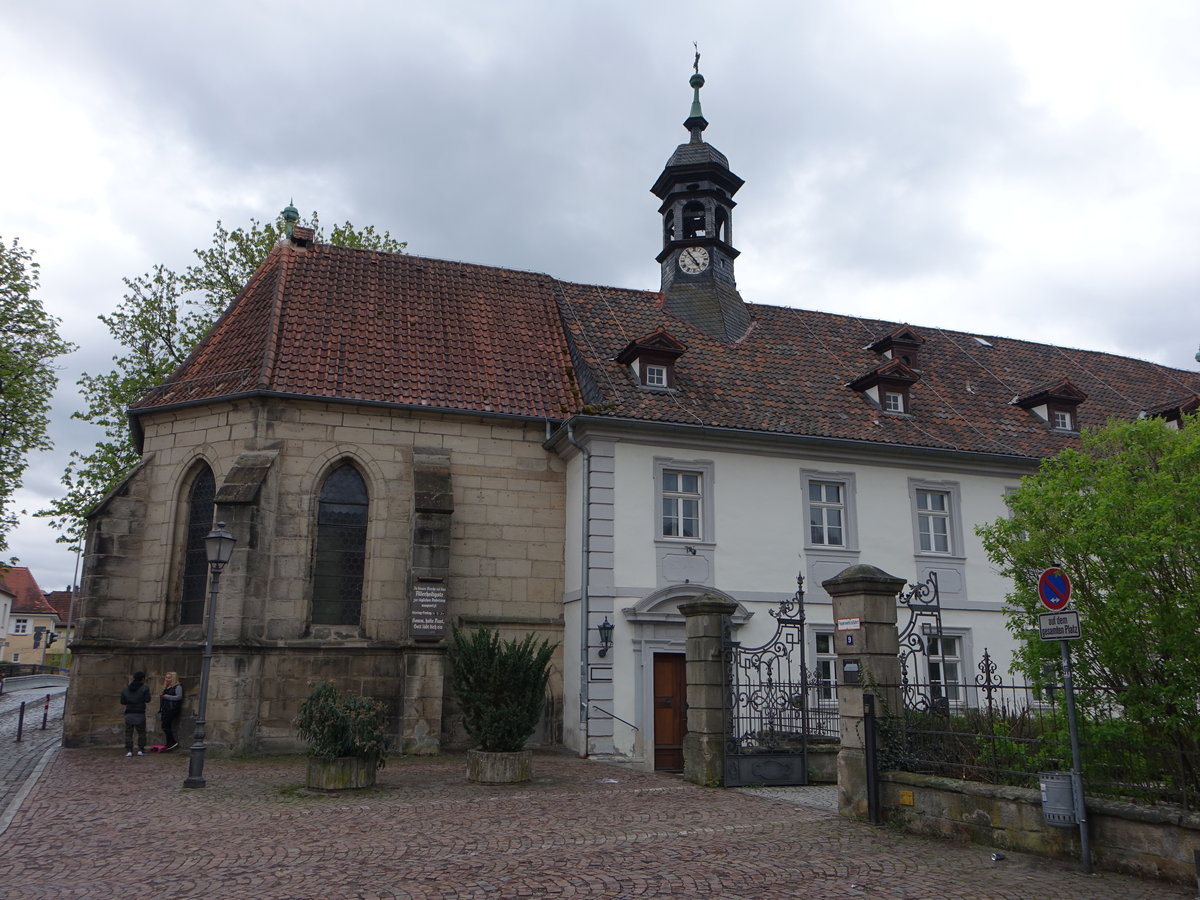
[312,464,368,626]
[179,465,216,625]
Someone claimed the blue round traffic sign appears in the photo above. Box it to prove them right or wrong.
[1038,567,1072,611]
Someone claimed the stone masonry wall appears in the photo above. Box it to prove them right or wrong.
[65,397,566,754]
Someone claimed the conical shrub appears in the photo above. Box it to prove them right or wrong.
[448,628,557,753]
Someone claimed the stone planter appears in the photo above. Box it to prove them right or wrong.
[306,756,378,791]
[467,748,532,784]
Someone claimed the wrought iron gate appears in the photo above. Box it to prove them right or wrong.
[896,571,948,712]
[723,576,837,787]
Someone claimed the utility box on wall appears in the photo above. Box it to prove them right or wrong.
[1039,772,1077,827]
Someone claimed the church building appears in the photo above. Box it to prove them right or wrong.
[64,67,1200,770]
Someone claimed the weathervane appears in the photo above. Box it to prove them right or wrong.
[693,42,700,74]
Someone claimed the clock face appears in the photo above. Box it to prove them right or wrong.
[678,246,710,274]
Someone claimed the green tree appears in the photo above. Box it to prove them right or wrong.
[0,237,75,558]
[39,212,404,547]
[977,415,1200,753]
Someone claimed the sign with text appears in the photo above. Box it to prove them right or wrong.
[411,580,447,640]
[836,617,862,631]
[1039,610,1081,641]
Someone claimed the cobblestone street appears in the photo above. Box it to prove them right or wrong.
[0,738,1192,899]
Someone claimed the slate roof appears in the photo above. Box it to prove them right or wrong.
[1,568,57,618]
[133,237,1200,464]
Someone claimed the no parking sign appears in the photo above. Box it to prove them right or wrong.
[1038,567,1072,611]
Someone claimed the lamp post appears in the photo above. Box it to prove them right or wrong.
[183,521,236,789]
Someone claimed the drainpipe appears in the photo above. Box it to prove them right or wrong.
[566,421,591,757]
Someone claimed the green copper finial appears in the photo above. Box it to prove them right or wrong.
[282,200,300,237]
[684,43,708,139]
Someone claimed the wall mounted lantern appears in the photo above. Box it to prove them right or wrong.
[597,616,614,657]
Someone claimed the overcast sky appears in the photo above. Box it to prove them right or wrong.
[3,1,1198,591]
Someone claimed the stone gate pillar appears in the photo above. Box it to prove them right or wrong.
[822,564,906,819]
[679,596,736,786]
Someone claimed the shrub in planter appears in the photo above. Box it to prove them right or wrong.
[294,682,390,788]
[448,628,557,753]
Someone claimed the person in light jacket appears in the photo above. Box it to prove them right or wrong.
[159,671,183,751]
[120,671,151,756]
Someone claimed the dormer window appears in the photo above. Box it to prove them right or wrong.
[1050,409,1074,431]
[616,327,687,391]
[1014,378,1086,432]
[867,325,927,371]
[1142,394,1199,430]
[848,358,920,415]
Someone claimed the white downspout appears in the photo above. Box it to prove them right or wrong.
[566,421,591,757]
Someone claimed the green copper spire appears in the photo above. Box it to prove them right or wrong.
[684,44,709,141]
[282,200,300,237]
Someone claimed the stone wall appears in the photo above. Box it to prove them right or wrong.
[65,397,566,754]
[882,771,1200,884]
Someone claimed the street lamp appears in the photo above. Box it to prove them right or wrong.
[183,521,236,789]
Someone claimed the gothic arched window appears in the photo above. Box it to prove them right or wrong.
[179,465,216,625]
[312,464,368,626]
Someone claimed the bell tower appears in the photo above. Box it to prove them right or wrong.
[651,56,750,342]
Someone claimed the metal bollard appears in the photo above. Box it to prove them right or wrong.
[15,701,26,742]
[42,694,50,730]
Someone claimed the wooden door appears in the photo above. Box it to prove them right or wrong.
[653,653,687,771]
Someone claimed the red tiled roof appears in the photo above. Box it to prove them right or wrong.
[133,242,580,420]
[1,567,57,617]
[131,240,1200,462]
[555,282,1200,459]
[44,590,79,621]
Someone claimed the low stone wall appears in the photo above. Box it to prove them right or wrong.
[882,771,1200,884]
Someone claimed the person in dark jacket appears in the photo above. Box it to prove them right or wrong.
[120,671,151,756]
[159,671,183,751]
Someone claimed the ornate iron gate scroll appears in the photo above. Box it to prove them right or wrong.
[896,571,947,712]
[723,575,835,787]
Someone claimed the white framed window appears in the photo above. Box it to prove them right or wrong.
[644,365,668,388]
[661,469,702,539]
[882,391,905,413]
[801,471,859,552]
[654,458,715,545]
[10,652,19,663]
[916,490,951,553]
[13,618,28,635]
[814,632,837,703]
[927,633,964,704]
[808,482,844,546]
[1051,408,1074,431]
[909,479,964,558]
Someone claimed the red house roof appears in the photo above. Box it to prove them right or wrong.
[130,236,1200,463]
[1,567,57,618]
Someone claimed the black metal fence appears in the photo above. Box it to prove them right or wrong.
[876,649,1200,809]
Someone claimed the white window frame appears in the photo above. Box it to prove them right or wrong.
[814,631,837,704]
[10,652,19,663]
[1051,408,1074,431]
[653,458,715,545]
[924,629,971,707]
[13,618,28,635]
[908,478,965,559]
[644,364,668,388]
[801,471,858,551]
[882,391,905,413]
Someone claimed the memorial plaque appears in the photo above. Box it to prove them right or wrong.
[411,580,447,640]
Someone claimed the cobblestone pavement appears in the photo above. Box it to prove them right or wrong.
[0,685,65,831]
[0,747,1192,899]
